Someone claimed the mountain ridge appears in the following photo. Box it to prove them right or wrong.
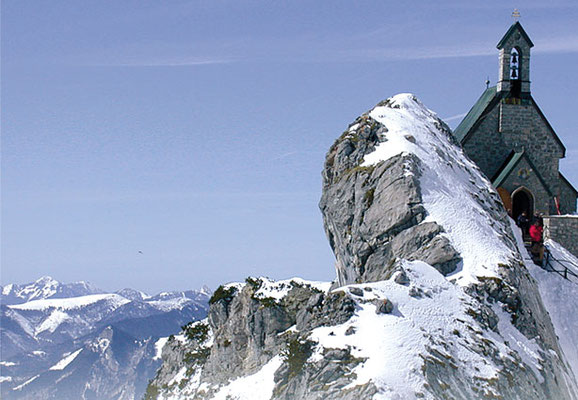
[1,276,211,400]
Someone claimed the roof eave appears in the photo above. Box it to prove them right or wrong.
[492,151,553,197]
[492,151,524,188]
[453,86,500,144]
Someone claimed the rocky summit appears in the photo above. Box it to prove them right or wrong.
[147,94,578,400]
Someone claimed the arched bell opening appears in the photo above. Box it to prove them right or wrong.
[509,47,522,98]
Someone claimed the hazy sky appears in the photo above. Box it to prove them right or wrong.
[2,0,577,294]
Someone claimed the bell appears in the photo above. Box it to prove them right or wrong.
[511,68,518,79]
[511,53,518,63]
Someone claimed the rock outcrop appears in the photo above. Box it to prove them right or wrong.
[319,114,461,285]
[147,94,578,400]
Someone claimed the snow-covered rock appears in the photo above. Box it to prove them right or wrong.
[147,94,578,400]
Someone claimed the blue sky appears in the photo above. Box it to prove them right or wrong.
[2,0,577,294]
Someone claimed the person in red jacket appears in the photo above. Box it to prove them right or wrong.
[529,219,544,265]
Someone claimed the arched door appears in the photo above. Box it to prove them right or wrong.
[512,188,533,221]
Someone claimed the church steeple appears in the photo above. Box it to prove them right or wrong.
[496,21,534,96]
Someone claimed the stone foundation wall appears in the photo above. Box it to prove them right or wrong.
[543,215,578,258]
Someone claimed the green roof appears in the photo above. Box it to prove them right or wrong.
[497,22,534,49]
[453,86,498,143]
[492,151,524,187]
[492,150,552,196]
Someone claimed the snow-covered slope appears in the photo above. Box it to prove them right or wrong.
[509,220,578,384]
[8,293,130,312]
[310,261,545,398]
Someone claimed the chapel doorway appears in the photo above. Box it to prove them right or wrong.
[512,188,533,221]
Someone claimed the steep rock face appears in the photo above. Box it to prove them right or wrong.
[148,94,578,400]
[320,148,460,285]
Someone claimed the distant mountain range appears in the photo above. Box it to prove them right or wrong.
[0,276,211,400]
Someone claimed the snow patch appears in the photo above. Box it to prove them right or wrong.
[148,297,191,312]
[19,276,59,302]
[168,366,188,387]
[13,375,39,391]
[0,361,17,366]
[35,310,71,335]
[91,338,111,353]
[210,356,283,400]
[199,285,212,297]
[49,348,83,371]
[9,293,130,311]
[2,284,14,295]
[307,259,549,398]
[154,337,169,361]
[173,333,187,344]
[252,277,330,301]
[5,309,36,338]
[490,303,543,379]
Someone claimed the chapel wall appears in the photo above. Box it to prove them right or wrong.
[462,106,509,179]
[498,103,563,196]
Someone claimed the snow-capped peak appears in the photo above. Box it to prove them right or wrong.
[35,276,59,285]
[2,284,14,296]
[199,285,212,297]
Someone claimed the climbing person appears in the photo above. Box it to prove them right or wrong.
[529,219,544,266]
[516,211,529,235]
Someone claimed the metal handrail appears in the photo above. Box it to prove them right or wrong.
[542,246,578,282]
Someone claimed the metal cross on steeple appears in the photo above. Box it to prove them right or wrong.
[512,9,521,21]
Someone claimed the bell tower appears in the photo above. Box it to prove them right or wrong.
[496,21,534,97]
